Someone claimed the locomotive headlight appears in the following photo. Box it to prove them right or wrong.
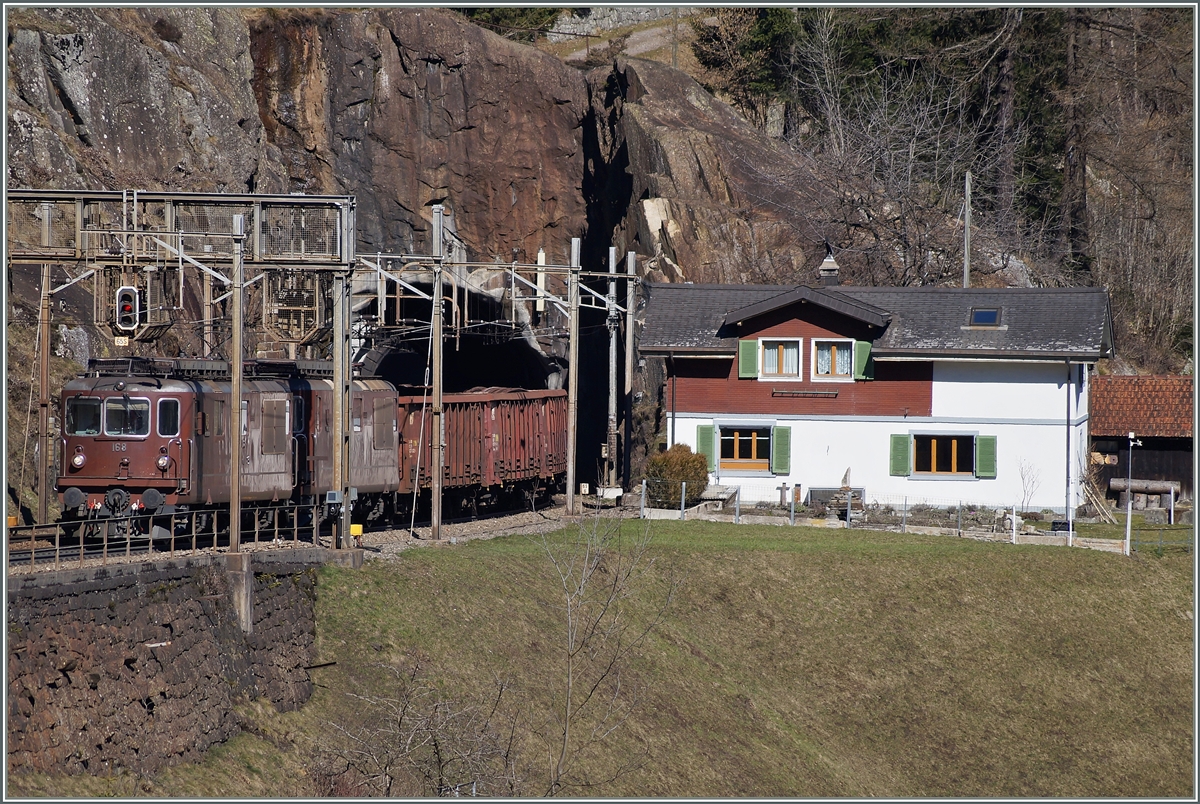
[156,455,171,471]
[71,447,86,469]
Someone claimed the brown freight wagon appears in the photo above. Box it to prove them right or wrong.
[396,387,567,513]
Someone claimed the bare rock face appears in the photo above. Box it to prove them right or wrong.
[6,8,279,192]
[248,8,589,260]
[585,57,832,285]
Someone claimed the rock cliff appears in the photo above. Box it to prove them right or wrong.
[584,56,831,284]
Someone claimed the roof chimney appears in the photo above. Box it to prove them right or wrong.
[818,252,841,286]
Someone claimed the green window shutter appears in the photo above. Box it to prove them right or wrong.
[854,340,874,380]
[975,435,997,478]
[696,425,716,472]
[889,434,911,476]
[770,426,791,474]
[738,339,758,378]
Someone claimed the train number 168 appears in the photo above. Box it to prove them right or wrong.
[112,443,126,452]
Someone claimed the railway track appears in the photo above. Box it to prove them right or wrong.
[6,498,577,573]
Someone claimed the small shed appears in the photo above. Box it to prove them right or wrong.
[1089,375,1193,501]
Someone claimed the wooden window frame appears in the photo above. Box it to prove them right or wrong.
[811,339,855,382]
[759,338,802,379]
[912,434,976,475]
[719,426,772,472]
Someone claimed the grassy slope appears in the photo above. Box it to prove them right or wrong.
[8,520,1194,797]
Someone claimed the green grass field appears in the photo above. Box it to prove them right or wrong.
[9,518,1194,797]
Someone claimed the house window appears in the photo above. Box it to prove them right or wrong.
[813,339,853,379]
[760,339,801,377]
[699,424,791,474]
[970,307,1001,326]
[890,433,997,478]
[914,434,975,474]
[720,427,772,471]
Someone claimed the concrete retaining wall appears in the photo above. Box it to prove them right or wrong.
[6,549,350,776]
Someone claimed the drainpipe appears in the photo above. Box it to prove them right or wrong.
[1066,360,1072,545]
[669,355,677,449]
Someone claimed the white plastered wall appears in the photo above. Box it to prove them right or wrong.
[668,360,1089,512]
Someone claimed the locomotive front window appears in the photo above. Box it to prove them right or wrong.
[66,397,102,435]
[158,399,180,437]
[104,397,150,436]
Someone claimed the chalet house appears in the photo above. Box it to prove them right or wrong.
[639,268,1114,511]
[1089,375,1193,501]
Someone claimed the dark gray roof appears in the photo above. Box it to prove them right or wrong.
[640,283,1114,361]
[723,285,892,329]
[640,283,787,355]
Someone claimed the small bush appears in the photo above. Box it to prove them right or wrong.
[645,444,709,508]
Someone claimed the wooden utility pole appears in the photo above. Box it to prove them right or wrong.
[565,238,581,515]
[229,214,245,552]
[431,205,445,540]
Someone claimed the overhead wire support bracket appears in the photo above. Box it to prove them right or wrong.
[151,236,231,285]
[356,255,433,300]
[51,267,96,295]
[504,265,568,316]
[211,272,264,304]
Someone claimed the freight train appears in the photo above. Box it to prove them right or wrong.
[56,358,568,538]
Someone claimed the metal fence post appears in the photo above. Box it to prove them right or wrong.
[901,496,907,534]
[789,490,795,526]
[735,486,741,525]
[1012,504,1017,544]
[641,478,647,519]
[957,501,962,535]
[680,481,686,521]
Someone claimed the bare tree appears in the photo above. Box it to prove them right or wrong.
[1018,458,1042,513]
[535,513,677,796]
[312,657,525,797]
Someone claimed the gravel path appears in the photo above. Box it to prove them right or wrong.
[358,502,578,561]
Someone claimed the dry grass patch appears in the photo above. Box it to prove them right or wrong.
[11,519,1192,797]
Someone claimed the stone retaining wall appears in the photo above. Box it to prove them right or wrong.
[6,550,334,776]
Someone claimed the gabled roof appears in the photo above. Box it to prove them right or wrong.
[1089,375,1194,439]
[640,283,1114,361]
[723,285,892,329]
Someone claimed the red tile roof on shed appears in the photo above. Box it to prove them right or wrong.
[1090,375,1194,438]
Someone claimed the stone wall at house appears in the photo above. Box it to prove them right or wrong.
[6,551,323,775]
